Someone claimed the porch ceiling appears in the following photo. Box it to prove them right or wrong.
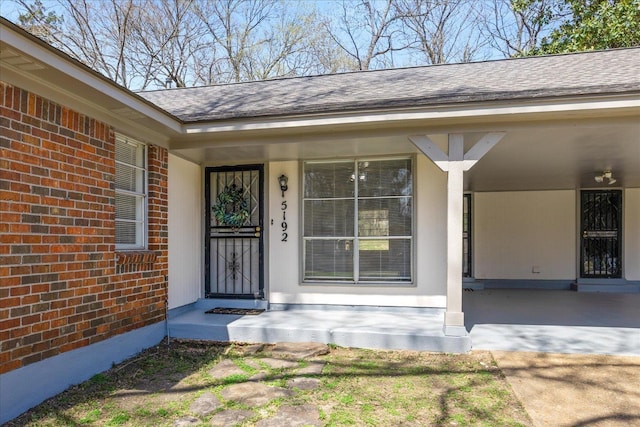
[171,114,639,192]
[465,116,640,192]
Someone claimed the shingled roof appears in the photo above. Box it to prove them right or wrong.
[139,48,640,123]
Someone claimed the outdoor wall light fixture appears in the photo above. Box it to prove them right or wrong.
[594,170,617,185]
[278,174,288,197]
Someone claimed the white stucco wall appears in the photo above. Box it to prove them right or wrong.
[474,190,576,280]
[625,188,640,281]
[267,161,300,300]
[168,154,202,309]
[267,156,448,308]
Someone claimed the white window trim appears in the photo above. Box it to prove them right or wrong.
[115,133,148,250]
[302,156,414,285]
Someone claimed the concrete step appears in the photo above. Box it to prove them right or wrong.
[167,306,470,353]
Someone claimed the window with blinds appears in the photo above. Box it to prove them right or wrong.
[115,134,146,249]
[303,158,412,283]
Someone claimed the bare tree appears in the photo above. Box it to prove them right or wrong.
[10,0,574,90]
[325,0,407,70]
[238,5,310,80]
[395,0,485,64]
[481,0,564,57]
[15,0,140,87]
[126,0,209,88]
[60,0,139,86]
[13,0,331,88]
[191,0,318,83]
[302,15,360,75]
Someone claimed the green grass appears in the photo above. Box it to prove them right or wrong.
[6,341,532,427]
[89,373,109,384]
[105,411,130,426]
[220,373,251,385]
[78,408,101,424]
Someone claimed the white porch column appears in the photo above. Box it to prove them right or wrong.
[444,134,466,336]
[409,132,505,337]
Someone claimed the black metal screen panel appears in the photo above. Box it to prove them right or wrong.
[580,190,622,279]
[205,165,264,298]
[463,193,472,277]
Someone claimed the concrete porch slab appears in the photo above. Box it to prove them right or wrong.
[168,304,471,353]
[464,289,640,356]
[169,289,639,355]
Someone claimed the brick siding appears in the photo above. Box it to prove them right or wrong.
[0,82,168,374]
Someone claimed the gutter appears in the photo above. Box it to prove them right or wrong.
[179,92,640,136]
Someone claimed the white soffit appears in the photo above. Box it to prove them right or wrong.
[0,47,45,70]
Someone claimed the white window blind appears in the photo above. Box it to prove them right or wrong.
[303,158,412,283]
[115,134,146,249]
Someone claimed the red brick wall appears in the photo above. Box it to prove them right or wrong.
[0,82,168,374]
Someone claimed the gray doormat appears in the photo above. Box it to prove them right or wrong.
[205,307,265,315]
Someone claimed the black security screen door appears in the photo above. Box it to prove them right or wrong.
[463,193,472,278]
[205,165,264,298]
[580,190,622,279]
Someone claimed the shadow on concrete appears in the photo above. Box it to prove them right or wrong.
[464,289,640,355]
[464,289,640,328]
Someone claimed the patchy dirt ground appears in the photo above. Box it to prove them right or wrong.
[492,351,640,427]
[9,340,639,426]
[5,340,532,426]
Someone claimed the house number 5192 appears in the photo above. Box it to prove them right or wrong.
[281,201,288,241]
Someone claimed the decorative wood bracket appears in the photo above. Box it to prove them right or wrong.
[408,132,506,171]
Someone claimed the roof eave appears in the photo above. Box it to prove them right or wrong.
[0,18,182,145]
[178,91,640,139]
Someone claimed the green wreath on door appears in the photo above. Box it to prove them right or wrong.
[212,184,250,228]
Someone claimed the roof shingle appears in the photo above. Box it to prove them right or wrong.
[139,48,640,123]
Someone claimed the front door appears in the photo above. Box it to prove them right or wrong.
[580,190,622,279]
[205,165,264,298]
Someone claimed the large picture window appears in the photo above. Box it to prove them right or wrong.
[115,134,147,249]
[303,158,412,283]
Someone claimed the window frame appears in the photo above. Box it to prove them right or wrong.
[114,133,148,250]
[301,156,414,285]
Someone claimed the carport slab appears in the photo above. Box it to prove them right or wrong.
[464,289,640,356]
